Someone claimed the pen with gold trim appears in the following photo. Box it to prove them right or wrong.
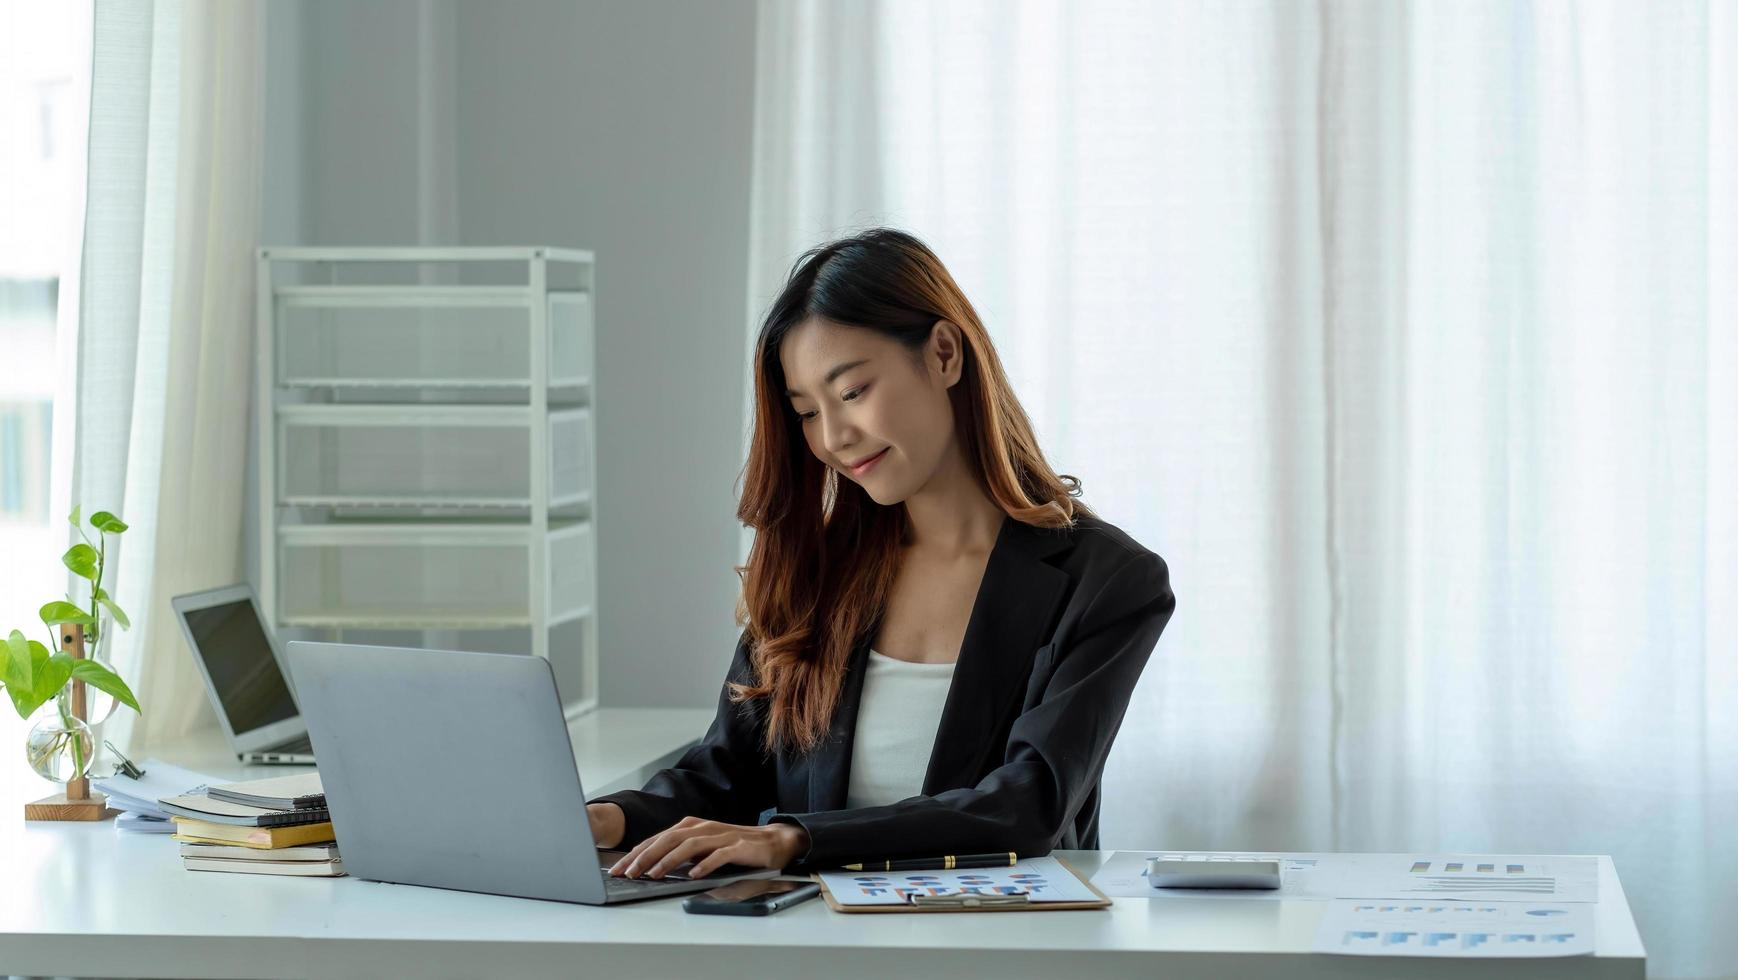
[840,852,1018,872]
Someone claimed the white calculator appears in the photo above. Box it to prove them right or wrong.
[1146,857,1282,889]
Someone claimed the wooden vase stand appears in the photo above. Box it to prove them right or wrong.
[23,623,117,822]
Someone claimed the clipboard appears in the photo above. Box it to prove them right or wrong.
[812,856,1112,913]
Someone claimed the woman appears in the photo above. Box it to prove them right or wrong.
[587,228,1175,880]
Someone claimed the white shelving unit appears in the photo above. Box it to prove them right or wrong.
[257,247,598,716]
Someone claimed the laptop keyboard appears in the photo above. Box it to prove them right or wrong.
[604,875,677,893]
[598,862,775,898]
[275,735,314,754]
[601,865,690,882]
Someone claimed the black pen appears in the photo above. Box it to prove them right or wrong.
[840,851,1018,872]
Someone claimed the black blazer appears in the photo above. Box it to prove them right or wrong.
[591,512,1176,868]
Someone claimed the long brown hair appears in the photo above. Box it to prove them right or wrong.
[732,228,1093,755]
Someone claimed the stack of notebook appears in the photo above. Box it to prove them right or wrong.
[163,772,345,877]
[179,840,343,877]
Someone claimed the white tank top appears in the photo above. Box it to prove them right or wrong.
[845,649,957,809]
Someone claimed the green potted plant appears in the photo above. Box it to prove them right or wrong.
[1,507,141,813]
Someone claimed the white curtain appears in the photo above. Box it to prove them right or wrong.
[73,0,264,757]
[748,3,1737,978]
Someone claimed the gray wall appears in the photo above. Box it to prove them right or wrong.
[259,0,759,709]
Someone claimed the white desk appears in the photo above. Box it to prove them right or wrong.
[1,714,1647,980]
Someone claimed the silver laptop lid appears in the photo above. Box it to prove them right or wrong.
[283,641,607,904]
[170,584,307,755]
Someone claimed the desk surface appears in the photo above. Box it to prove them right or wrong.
[1,713,1647,980]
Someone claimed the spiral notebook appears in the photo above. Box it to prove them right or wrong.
[207,772,325,810]
[157,793,330,827]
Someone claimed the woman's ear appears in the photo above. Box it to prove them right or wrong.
[928,319,966,389]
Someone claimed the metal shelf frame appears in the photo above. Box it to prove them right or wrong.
[257,246,599,717]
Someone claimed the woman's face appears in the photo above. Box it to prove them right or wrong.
[779,316,963,506]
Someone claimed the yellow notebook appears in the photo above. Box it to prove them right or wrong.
[171,817,336,849]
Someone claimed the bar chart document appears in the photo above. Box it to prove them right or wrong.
[1315,900,1595,957]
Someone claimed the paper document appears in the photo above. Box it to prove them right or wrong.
[1090,851,1598,904]
[1314,900,1594,957]
[818,855,1098,907]
[115,811,176,834]
[92,760,217,820]
[1331,854,1598,904]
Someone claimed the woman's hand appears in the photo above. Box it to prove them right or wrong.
[607,815,810,880]
[587,802,626,849]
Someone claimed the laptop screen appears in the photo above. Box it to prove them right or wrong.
[181,598,298,734]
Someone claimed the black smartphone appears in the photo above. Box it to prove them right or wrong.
[682,879,821,916]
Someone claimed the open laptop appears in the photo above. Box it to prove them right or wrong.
[281,640,780,904]
[171,585,315,765]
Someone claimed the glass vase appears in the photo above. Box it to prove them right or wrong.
[64,618,120,725]
[25,692,95,784]
[73,649,121,726]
